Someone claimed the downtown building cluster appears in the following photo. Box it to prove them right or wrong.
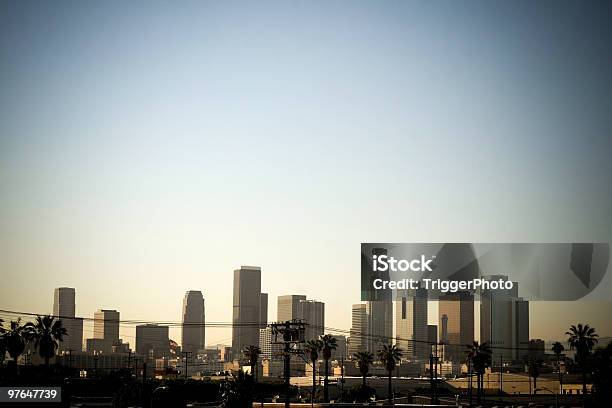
[27,259,538,380]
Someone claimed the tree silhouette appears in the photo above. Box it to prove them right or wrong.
[320,334,337,402]
[4,319,31,368]
[304,339,322,404]
[26,315,67,367]
[465,341,491,404]
[528,358,542,393]
[377,344,402,405]
[354,351,374,388]
[551,341,565,392]
[242,345,261,383]
[566,323,598,396]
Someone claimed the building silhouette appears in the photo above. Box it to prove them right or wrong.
[87,309,121,354]
[232,266,266,358]
[181,290,205,355]
[365,247,393,354]
[438,291,474,362]
[395,286,428,360]
[480,275,530,363]
[349,303,368,356]
[136,323,170,358]
[277,295,324,341]
[53,287,83,352]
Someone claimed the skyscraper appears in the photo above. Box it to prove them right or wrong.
[394,286,428,360]
[438,291,474,362]
[260,293,268,328]
[136,323,170,358]
[299,299,325,341]
[364,248,393,354]
[277,295,306,322]
[349,303,368,356]
[277,295,324,341]
[182,290,205,355]
[232,266,264,357]
[53,287,83,352]
[480,275,530,363]
[88,309,120,353]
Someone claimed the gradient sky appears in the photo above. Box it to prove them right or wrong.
[1,0,612,346]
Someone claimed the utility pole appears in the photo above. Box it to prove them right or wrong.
[181,351,192,380]
[67,349,74,370]
[499,355,503,395]
[429,343,438,404]
[340,356,345,402]
[270,319,306,408]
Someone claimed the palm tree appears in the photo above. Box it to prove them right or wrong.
[4,319,32,373]
[566,323,598,396]
[528,358,542,393]
[466,341,491,404]
[27,315,67,367]
[354,351,374,387]
[304,339,322,405]
[377,344,403,405]
[551,341,565,392]
[242,345,261,382]
[320,334,337,402]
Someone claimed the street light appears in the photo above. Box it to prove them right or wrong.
[535,387,558,408]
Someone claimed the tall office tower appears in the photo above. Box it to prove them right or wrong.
[394,287,428,360]
[260,293,268,328]
[136,323,170,358]
[259,327,272,360]
[395,294,414,356]
[479,275,530,363]
[232,266,263,357]
[277,295,324,342]
[440,314,448,344]
[277,295,307,322]
[259,327,282,361]
[299,299,325,341]
[182,290,205,355]
[53,287,83,352]
[514,298,529,361]
[348,304,368,356]
[365,247,393,354]
[331,335,347,361]
[438,291,474,362]
[427,325,438,345]
[92,309,120,353]
[480,275,518,362]
[412,287,429,360]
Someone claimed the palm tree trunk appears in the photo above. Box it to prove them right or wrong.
[388,371,392,405]
[467,361,472,407]
[323,358,329,402]
[557,356,563,393]
[362,374,366,387]
[312,359,316,405]
[477,374,481,404]
[582,370,587,396]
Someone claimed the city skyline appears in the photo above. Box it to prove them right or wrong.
[2,0,612,348]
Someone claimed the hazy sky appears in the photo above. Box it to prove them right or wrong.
[1,1,612,346]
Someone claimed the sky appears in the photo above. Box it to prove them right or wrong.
[1,0,612,347]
